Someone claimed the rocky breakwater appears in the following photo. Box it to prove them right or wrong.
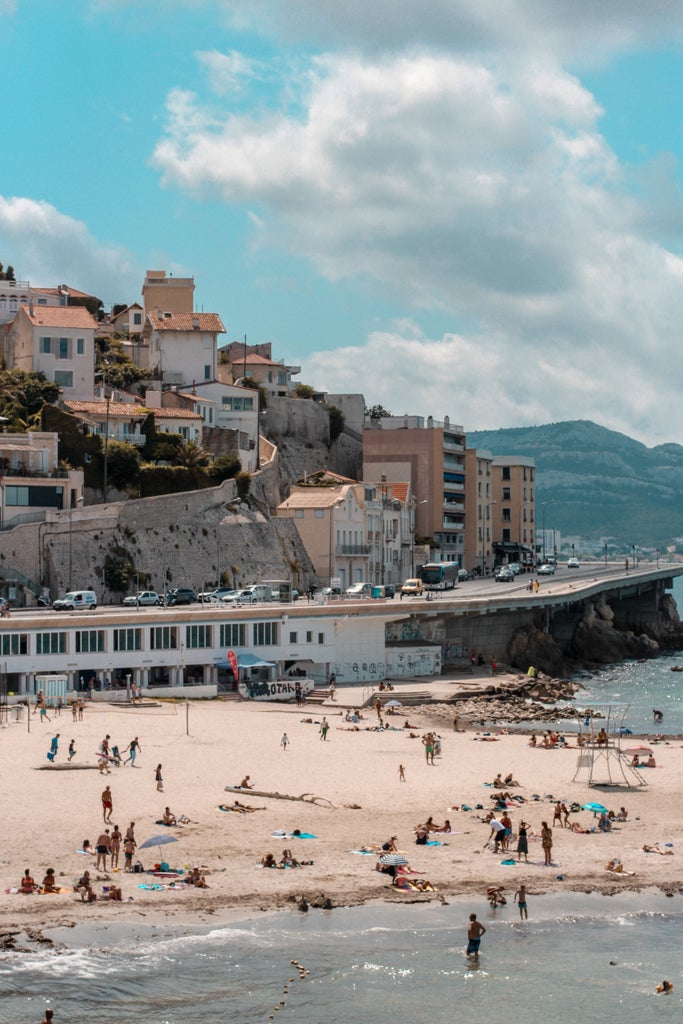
[427,674,584,727]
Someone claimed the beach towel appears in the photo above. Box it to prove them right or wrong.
[271,831,317,839]
[426,840,443,847]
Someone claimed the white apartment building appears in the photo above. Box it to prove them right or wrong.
[2,304,97,400]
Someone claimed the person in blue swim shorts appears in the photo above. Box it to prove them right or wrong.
[466,913,486,957]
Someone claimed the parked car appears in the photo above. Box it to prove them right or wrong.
[507,562,522,576]
[345,582,372,598]
[53,590,98,611]
[198,587,237,603]
[165,588,197,606]
[495,567,514,583]
[566,557,580,569]
[236,585,273,604]
[218,590,241,604]
[537,563,556,576]
[123,591,164,606]
[401,578,424,596]
[457,569,470,582]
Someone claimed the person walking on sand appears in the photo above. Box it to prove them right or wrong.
[67,739,76,762]
[466,913,486,958]
[398,763,406,782]
[320,717,329,741]
[514,884,529,920]
[155,764,164,791]
[329,678,336,701]
[124,736,141,767]
[541,821,553,866]
[110,825,122,870]
[47,733,59,762]
[101,785,113,823]
[281,733,289,751]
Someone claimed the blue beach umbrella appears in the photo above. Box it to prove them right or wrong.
[582,802,608,816]
[139,834,179,861]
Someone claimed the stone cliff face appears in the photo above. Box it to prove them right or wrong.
[508,588,683,676]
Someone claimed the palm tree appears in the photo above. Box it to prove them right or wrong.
[174,440,210,468]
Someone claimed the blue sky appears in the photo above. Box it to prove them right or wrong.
[3,1,683,445]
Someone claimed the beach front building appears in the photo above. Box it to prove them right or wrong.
[364,414,467,569]
[463,448,494,575]
[0,599,441,698]
[2,304,97,401]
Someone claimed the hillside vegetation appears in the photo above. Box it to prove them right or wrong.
[468,420,683,548]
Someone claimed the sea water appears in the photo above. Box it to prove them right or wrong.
[1,895,681,1023]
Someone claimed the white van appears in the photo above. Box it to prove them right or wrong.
[235,584,273,604]
[53,590,98,611]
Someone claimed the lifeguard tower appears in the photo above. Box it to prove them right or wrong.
[572,704,646,788]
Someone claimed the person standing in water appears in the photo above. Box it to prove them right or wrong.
[466,913,486,958]
[514,884,529,919]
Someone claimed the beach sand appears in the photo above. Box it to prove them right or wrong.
[2,677,681,933]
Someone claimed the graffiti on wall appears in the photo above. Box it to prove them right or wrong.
[442,638,468,664]
[386,647,441,678]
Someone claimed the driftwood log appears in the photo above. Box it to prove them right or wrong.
[224,785,359,809]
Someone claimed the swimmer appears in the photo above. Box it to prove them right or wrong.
[657,980,673,993]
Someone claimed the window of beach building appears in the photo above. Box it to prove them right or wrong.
[253,621,279,646]
[290,631,297,643]
[150,625,177,650]
[1,632,28,656]
[318,633,324,644]
[306,630,312,643]
[113,627,142,652]
[36,631,67,655]
[220,623,246,647]
[186,623,212,649]
[75,629,105,653]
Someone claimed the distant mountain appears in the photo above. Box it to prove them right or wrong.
[467,420,683,549]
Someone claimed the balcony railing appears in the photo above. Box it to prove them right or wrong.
[336,544,371,556]
[90,428,146,447]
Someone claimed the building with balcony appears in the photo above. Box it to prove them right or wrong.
[0,431,83,530]
[221,341,301,397]
[464,448,495,574]
[364,414,466,565]
[142,269,194,316]
[491,456,536,566]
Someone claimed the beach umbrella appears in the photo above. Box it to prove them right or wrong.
[623,746,652,756]
[139,834,179,860]
[385,700,402,707]
[582,802,608,816]
[379,853,409,866]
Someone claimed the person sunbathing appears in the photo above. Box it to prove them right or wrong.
[41,869,59,894]
[19,869,35,894]
[492,774,504,787]
[76,871,95,902]
[393,877,436,892]
[102,885,122,901]
[188,866,209,887]
[280,849,301,868]
[239,776,254,789]
[221,801,266,813]
[642,844,673,855]
[162,807,177,826]
[605,858,635,875]
[262,853,278,868]
[431,819,451,833]
[503,774,520,786]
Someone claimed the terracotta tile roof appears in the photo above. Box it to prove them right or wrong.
[389,482,409,502]
[147,311,225,333]
[237,353,288,367]
[64,400,201,421]
[64,400,149,419]
[154,407,203,420]
[22,306,98,329]
[277,486,354,510]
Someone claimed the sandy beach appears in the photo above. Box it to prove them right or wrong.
[2,675,681,936]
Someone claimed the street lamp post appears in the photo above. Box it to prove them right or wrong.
[540,500,557,563]
[480,500,496,576]
[603,543,608,568]
[67,496,84,591]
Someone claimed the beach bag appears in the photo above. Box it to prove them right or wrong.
[133,862,143,874]
[46,751,55,762]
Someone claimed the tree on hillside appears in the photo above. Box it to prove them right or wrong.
[0,370,60,429]
[173,440,211,468]
[0,263,16,281]
[366,403,392,419]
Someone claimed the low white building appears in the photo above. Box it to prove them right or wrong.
[0,431,83,529]
[2,304,97,400]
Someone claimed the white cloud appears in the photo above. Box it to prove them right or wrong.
[196,49,263,95]
[151,42,683,442]
[217,0,683,62]
[0,196,140,304]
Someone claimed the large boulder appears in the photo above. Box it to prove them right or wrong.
[508,625,566,677]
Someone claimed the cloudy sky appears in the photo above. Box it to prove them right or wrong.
[3,1,683,444]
